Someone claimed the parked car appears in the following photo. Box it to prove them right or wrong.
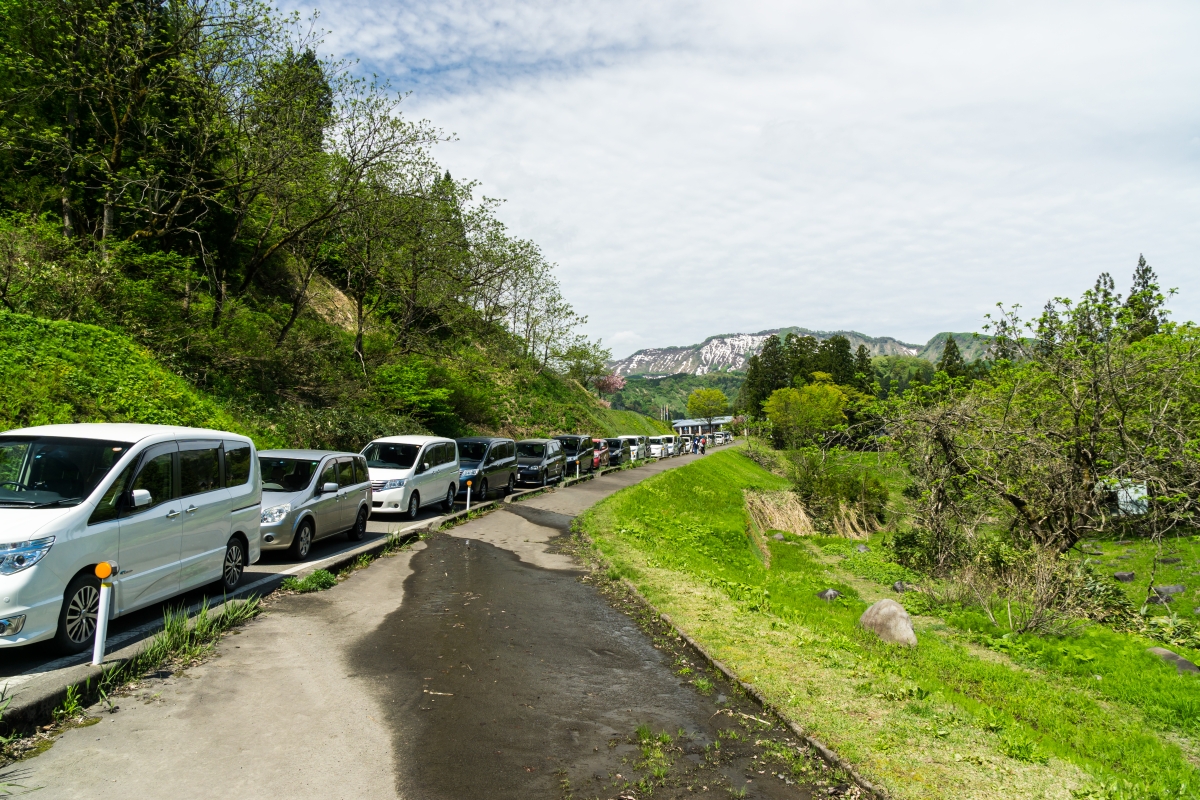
[648,436,667,459]
[636,435,651,459]
[258,450,371,560]
[662,434,677,456]
[591,438,611,470]
[554,435,595,477]
[363,435,459,520]
[0,423,261,653]
[516,439,566,486]
[618,435,641,460]
[605,438,628,466]
[455,437,517,499]
[679,435,693,453]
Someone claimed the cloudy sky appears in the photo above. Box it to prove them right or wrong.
[305,0,1200,357]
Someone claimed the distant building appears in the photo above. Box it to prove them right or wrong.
[671,416,734,435]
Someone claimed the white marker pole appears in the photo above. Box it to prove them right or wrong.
[576,461,580,479]
[466,480,472,512]
[92,562,114,666]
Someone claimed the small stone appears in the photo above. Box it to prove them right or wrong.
[1147,594,1173,604]
[817,589,841,601]
[1154,584,1186,596]
[856,544,870,553]
[716,693,727,704]
[1160,557,1182,564]
[772,533,785,541]
[1118,540,1133,545]
[892,581,909,593]
[1148,647,1200,674]
[859,599,918,647]
[1114,572,1135,582]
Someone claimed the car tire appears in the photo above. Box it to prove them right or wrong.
[221,536,246,593]
[347,507,367,541]
[407,493,421,520]
[540,470,548,487]
[442,485,455,512]
[54,572,100,654]
[478,479,489,500]
[290,520,313,560]
[506,475,516,495]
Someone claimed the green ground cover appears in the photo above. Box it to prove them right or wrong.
[578,448,1200,799]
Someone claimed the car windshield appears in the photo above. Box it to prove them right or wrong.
[517,443,545,458]
[557,439,586,453]
[649,438,662,444]
[260,458,320,492]
[606,439,621,447]
[457,442,488,461]
[0,436,130,508]
[363,442,420,470]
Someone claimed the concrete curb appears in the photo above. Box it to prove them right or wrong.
[618,578,891,800]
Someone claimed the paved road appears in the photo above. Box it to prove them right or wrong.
[12,449,817,799]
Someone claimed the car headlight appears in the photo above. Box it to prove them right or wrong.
[0,536,55,575]
[460,469,477,477]
[382,479,406,490]
[261,503,291,525]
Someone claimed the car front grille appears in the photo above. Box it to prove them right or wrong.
[371,480,388,491]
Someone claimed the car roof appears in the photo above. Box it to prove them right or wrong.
[1,423,252,445]
[367,435,452,446]
[554,434,591,440]
[518,438,552,444]
[456,436,512,443]
[259,449,358,459]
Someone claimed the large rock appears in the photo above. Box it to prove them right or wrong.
[856,544,870,553]
[1148,647,1200,674]
[817,589,841,601]
[1159,557,1182,564]
[860,599,917,647]
[1114,572,1135,582]
[1154,584,1186,597]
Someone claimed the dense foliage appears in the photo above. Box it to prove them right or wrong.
[0,0,615,439]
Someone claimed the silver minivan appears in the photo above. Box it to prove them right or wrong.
[0,424,261,652]
[363,435,459,520]
[258,450,372,559]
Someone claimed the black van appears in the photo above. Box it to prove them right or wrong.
[455,437,518,498]
[605,437,628,466]
[553,434,596,477]
[516,439,566,486]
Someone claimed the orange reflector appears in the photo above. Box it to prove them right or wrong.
[467,480,472,486]
[94,562,113,580]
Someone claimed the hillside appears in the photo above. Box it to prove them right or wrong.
[610,373,745,419]
[0,312,666,447]
[610,328,924,376]
[914,331,993,363]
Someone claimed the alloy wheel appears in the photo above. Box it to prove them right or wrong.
[223,540,245,589]
[64,584,99,645]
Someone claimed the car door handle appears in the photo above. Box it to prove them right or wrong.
[185,505,198,514]
[166,509,181,519]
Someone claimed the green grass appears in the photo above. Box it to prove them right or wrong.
[280,569,338,593]
[579,449,1200,799]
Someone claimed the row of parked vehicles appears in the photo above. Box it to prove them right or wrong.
[0,423,730,654]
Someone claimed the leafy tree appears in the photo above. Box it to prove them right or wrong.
[762,383,846,448]
[687,387,728,434]
[936,335,967,378]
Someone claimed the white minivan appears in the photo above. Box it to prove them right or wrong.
[362,435,459,520]
[0,424,261,652]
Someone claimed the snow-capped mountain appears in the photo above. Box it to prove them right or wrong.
[608,328,924,376]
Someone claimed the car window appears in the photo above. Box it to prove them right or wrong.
[128,451,175,513]
[505,442,516,459]
[337,458,355,487]
[319,461,337,489]
[180,445,222,497]
[354,457,368,483]
[224,444,252,487]
[363,442,420,470]
[459,441,488,461]
[88,462,135,525]
[444,443,457,464]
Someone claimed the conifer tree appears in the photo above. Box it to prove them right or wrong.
[853,344,873,391]
[937,335,967,378]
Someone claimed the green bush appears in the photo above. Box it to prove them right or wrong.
[788,448,889,526]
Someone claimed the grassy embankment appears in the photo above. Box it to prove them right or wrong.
[0,310,667,443]
[577,448,1200,799]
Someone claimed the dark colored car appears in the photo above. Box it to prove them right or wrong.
[516,439,566,486]
[455,437,518,499]
[554,435,595,478]
[591,438,610,470]
[605,437,627,466]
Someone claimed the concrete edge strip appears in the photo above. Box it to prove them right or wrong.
[618,577,891,800]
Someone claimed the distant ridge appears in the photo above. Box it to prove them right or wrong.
[609,327,925,377]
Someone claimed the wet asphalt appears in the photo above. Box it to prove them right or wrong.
[349,502,822,799]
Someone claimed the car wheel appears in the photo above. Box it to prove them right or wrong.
[347,507,367,541]
[506,474,516,495]
[54,573,100,654]
[540,470,548,487]
[442,485,455,512]
[221,537,246,592]
[290,520,313,560]
[478,478,489,500]
[407,493,421,520]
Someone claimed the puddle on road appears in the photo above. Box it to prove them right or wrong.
[349,532,849,799]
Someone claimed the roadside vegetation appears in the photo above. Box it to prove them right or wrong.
[579,262,1200,799]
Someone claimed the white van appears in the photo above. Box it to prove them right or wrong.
[0,424,261,652]
[647,437,666,459]
[662,435,677,456]
[362,435,459,520]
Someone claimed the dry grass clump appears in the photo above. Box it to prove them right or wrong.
[830,501,875,540]
[745,490,817,537]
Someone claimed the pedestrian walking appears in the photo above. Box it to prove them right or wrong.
[700,436,706,454]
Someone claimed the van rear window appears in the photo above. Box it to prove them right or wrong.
[224,444,253,487]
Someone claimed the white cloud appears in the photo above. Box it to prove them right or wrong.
[301,0,1200,356]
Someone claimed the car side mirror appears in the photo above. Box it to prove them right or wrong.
[321,482,338,494]
[130,489,152,508]
[421,461,430,473]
